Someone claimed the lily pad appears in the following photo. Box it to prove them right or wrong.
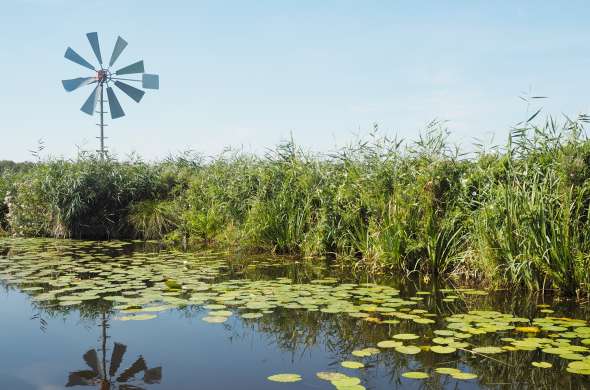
[451,372,478,380]
[430,345,456,354]
[395,345,421,355]
[393,333,419,340]
[471,346,504,354]
[117,314,157,321]
[316,372,348,381]
[241,312,263,319]
[267,373,302,383]
[341,361,364,369]
[377,340,403,349]
[435,367,461,375]
[202,316,227,323]
[402,371,429,379]
[331,376,362,386]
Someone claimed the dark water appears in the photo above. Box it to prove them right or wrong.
[1,238,589,390]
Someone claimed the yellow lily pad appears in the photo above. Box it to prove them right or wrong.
[267,373,302,382]
[395,345,421,355]
[341,361,364,369]
[471,346,504,354]
[402,371,429,379]
[377,340,403,349]
[431,345,456,354]
[393,333,420,340]
[451,372,478,380]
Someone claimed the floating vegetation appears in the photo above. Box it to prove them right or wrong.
[117,314,158,321]
[451,372,478,380]
[376,340,403,349]
[241,312,263,319]
[201,316,227,324]
[430,345,456,354]
[471,346,504,354]
[341,361,364,369]
[332,376,361,385]
[435,367,461,375]
[402,371,429,379]
[395,345,422,355]
[267,373,302,383]
[352,347,380,357]
[2,238,590,388]
[392,333,420,340]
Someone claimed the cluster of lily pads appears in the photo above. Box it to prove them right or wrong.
[1,237,590,389]
[0,240,225,315]
[264,307,590,387]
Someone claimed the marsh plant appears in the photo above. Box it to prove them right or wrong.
[2,115,590,295]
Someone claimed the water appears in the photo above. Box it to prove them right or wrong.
[1,238,589,390]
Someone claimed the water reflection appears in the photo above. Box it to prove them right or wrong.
[66,314,162,390]
[1,238,590,389]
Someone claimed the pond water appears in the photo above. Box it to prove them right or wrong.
[1,238,590,390]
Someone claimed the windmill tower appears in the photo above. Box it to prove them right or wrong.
[62,32,159,156]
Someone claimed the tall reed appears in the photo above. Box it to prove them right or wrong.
[2,115,590,295]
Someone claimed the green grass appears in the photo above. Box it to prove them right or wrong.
[2,115,590,296]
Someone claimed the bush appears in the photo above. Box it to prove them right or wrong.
[6,154,165,238]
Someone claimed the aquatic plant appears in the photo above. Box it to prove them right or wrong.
[2,114,590,295]
[2,238,590,388]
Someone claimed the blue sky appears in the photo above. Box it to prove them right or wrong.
[1,1,589,161]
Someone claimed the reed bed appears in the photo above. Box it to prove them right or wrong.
[2,116,590,295]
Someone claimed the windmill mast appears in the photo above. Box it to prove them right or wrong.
[98,83,106,157]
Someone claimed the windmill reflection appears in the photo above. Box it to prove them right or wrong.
[66,313,162,390]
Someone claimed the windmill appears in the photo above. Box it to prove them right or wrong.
[62,32,159,156]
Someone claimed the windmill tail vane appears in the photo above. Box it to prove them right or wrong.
[62,32,159,157]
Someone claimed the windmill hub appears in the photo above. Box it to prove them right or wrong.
[61,32,160,156]
[96,69,109,84]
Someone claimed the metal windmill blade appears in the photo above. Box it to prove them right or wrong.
[61,32,160,156]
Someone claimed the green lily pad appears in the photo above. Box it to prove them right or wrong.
[341,361,364,369]
[202,316,227,323]
[560,353,585,360]
[413,318,435,324]
[58,300,82,306]
[203,304,226,310]
[331,376,361,386]
[451,372,478,380]
[352,348,379,357]
[117,314,157,321]
[393,333,419,340]
[208,310,232,317]
[435,367,461,375]
[471,346,504,354]
[434,330,455,336]
[267,373,302,382]
[395,345,421,355]
[377,340,403,349]
[402,371,429,379]
[431,345,456,354]
[241,312,263,319]
[316,372,348,381]
[567,361,590,375]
